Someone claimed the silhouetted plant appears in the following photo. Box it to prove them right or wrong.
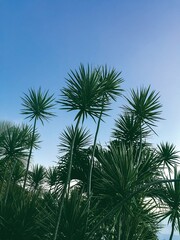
[21,87,55,190]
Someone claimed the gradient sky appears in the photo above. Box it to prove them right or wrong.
[1,0,180,166]
[1,1,180,237]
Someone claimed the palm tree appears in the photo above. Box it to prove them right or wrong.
[21,87,55,190]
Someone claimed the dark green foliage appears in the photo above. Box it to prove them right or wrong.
[28,164,46,191]
[59,125,91,153]
[0,124,29,162]
[112,113,151,145]
[57,126,91,190]
[58,64,105,121]
[0,187,44,240]
[21,88,56,124]
[58,64,123,122]
[21,87,55,190]
[157,142,179,170]
[123,86,162,128]
[0,67,180,240]
[158,167,180,240]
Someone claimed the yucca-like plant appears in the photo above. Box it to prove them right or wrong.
[28,164,46,193]
[54,64,105,240]
[0,185,46,240]
[89,142,162,240]
[0,124,32,203]
[55,64,123,240]
[58,65,123,195]
[59,64,107,121]
[58,125,91,189]
[57,64,105,193]
[1,67,180,240]
[123,86,162,128]
[123,86,162,164]
[59,125,91,153]
[21,87,55,190]
[156,142,179,172]
[112,113,151,146]
[46,167,59,193]
[87,65,123,201]
[158,167,180,240]
[58,189,89,239]
[39,188,95,240]
[52,126,91,240]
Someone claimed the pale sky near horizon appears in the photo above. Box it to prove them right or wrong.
[1,0,180,169]
[1,1,180,237]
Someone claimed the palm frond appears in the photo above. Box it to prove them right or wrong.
[156,142,179,170]
[0,124,29,162]
[58,64,123,122]
[58,64,107,122]
[28,164,46,191]
[112,113,151,144]
[123,86,162,128]
[21,87,56,124]
[100,65,124,101]
[59,125,91,153]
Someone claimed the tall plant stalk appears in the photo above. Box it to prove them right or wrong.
[66,117,81,196]
[53,117,81,240]
[23,118,36,190]
[137,120,142,165]
[21,88,55,190]
[55,64,106,239]
[87,105,104,199]
[88,66,123,200]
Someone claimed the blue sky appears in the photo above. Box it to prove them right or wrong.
[1,1,180,237]
[1,0,180,169]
